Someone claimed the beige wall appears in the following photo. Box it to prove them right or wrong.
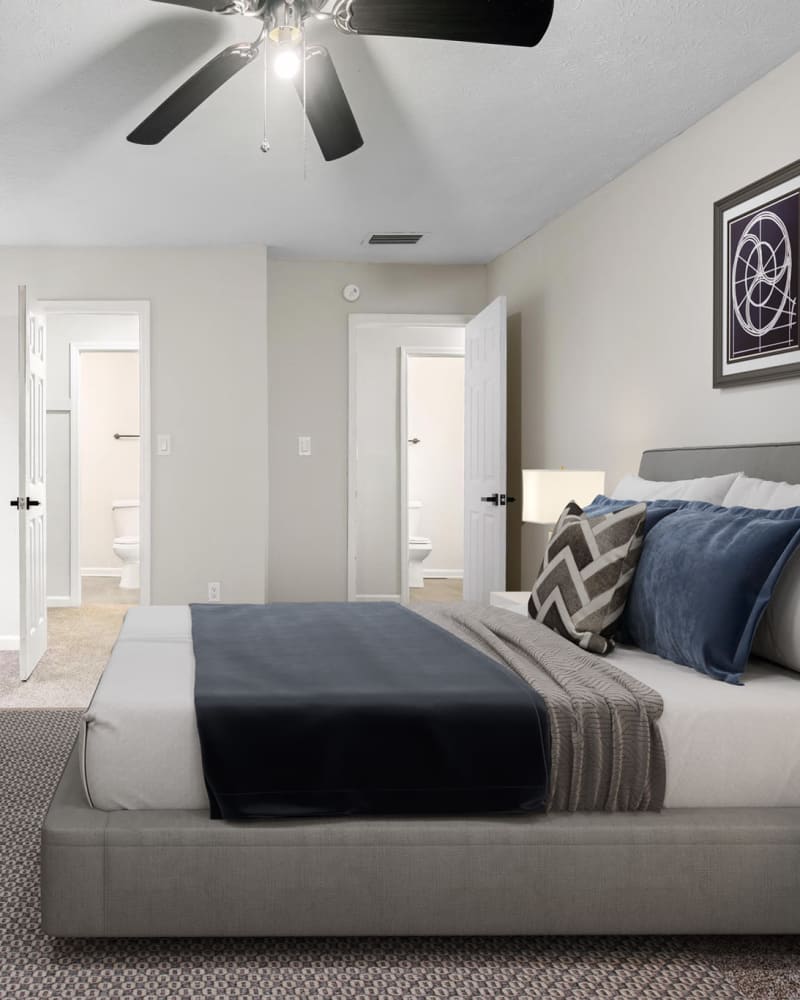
[79,352,140,572]
[489,51,800,588]
[408,355,465,577]
[268,260,488,601]
[0,246,268,634]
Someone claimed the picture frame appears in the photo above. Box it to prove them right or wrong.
[714,157,800,387]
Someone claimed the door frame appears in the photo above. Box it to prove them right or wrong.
[347,314,470,602]
[399,346,465,604]
[39,301,152,608]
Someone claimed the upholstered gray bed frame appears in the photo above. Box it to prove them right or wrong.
[41,444,800,937]
[639,441,800,486]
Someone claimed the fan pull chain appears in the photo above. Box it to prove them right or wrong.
[261,39,271,154]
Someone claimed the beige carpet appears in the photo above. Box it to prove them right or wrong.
[410,578,464,602]
[81,574,140,606]
[0,600,127,709]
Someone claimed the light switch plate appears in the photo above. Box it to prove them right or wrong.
[298,436,312,457]
[157,434,171,456]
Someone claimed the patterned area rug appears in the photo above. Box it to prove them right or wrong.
[2,710,798,1000]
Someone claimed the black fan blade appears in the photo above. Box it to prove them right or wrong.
[150,0,223,10]
[348,0,554,47]
[128,43,258,144]
[294,47,363,162]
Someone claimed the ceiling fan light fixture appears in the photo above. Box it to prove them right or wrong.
[269,4,304,81]
[268,23,303,45]
[274,46,302,79]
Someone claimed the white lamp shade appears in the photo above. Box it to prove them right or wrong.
[522,469,606,525]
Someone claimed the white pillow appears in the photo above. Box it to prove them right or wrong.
[723,474,800,510]
[610,472,742,504]
[726,475,800,674]
[752,547,800,674]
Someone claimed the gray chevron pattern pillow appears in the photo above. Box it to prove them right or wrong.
[528,501,647,655]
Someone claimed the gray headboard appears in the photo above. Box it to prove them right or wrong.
[639,443,800,486]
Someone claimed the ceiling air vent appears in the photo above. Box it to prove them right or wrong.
[366,233,425,246]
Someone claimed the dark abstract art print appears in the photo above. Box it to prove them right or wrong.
[714,159,800,386]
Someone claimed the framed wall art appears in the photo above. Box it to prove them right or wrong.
[714,158,800,387]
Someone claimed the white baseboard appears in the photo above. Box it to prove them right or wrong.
[0,635,20,651]
[354,594,402,602]
[423,569,464,580]
[81,567,122,578]
[47,596,79,608]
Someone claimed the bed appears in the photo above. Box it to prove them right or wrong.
[40,443,800,937]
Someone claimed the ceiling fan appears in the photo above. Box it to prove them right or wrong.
[128,0,555,162]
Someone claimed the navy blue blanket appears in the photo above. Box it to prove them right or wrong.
[190,602,550,821]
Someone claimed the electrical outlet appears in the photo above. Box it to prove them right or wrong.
[208,582,221,603]
[298,436,312,457]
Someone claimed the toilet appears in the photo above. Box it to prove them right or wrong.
[408,500,433,588]
[112,500,140,590]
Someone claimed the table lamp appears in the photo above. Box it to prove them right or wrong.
[522,469,606,526]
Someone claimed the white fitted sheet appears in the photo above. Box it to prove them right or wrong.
[81,606,800,811]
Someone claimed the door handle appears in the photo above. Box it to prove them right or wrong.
[9,498,40,509]
[481,494,516,507]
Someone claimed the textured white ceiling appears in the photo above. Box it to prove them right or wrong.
[1,1,799,263]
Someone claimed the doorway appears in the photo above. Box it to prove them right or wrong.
[42,303,151,612]
[401,349,465,603]
[1,299,151,700]
[347,315,469,602]
[347,299,509,606]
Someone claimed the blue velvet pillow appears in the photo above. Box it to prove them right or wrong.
[584,495,685,535]
[620,502,800,684]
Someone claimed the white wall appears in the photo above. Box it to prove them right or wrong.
[268,260,489,602]
[0,247,268,643]
[489,50,800,588]
[354,326,465,598]
[46,315,139,601]
[407,355,465,577]
[79,351,140,574]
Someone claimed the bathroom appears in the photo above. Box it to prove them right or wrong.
[46,313,142,610]
[78,350,141,604]
[406,353,465,602]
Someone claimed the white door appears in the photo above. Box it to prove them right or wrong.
[16,287,47,680]
[463,296,508,603]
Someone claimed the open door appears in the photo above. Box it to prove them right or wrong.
[14,287,47,680]
[463,297,508,603]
